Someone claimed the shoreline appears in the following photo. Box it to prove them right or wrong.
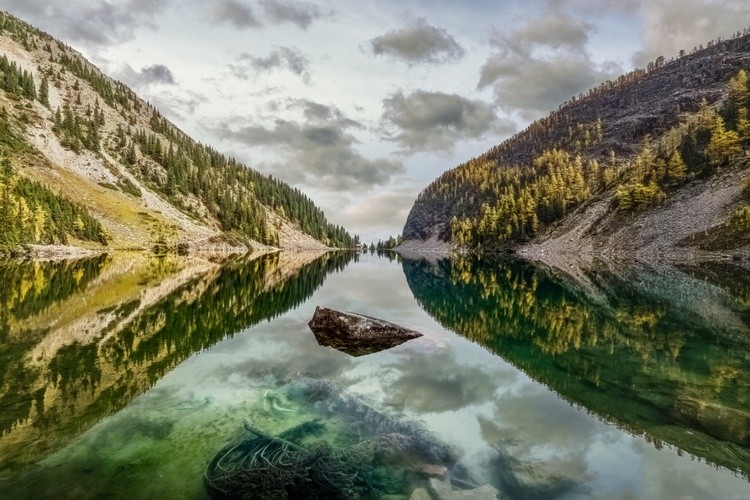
[395,237,750,268]
[1,242,355,262]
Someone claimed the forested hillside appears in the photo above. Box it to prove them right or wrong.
[402,30,750,255]
[0,12,354,254]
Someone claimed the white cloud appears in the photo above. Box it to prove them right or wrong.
[208,113,403,191]
[230,47,312,83]
[207,0,261,29]
[340,190,416,233]
[478,5,620,118]
[0,0,167,47]
[260,0,328,29]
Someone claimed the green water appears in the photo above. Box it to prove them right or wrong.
[0,251,748,499]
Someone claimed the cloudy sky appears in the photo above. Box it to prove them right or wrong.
[1,0,748,241]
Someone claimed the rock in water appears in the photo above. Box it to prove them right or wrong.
[308,306,423,356]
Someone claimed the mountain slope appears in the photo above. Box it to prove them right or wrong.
[0,12,354,255]
[401,30,750,260]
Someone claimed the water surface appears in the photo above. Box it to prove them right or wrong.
[0,251,748,499]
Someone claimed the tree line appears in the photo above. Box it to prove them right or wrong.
[376,235,403,250]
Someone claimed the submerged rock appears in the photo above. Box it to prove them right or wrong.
[427,477,500,499]
[308,306,423,356]
[409,488,432,500]
[414,463,448,478]
[204,419,387,499]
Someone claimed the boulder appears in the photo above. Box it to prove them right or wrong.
[308,306,423,356]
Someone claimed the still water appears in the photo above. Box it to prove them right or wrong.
[0,251,748,499]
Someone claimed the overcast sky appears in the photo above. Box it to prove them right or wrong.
[1,0,748,242]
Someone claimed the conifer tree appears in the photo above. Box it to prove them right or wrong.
[706,115,741,168]
[39,75,50,107]
[666,151,686,184]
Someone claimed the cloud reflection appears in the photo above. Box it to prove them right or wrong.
[383,351,513,413]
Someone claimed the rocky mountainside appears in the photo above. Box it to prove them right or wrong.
[0,12,354,256]
[402,30,750,261]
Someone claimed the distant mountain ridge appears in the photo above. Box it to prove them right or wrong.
[0,12,355,255]
[402,29,750,260]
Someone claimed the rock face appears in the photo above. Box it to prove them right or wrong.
[486,36,750,168]
[308,306,423,356]
[518,165,750,263]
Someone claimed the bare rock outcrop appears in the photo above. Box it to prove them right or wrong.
[308,306,423,356]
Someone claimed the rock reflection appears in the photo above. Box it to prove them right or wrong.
[401,256,750,478]
[0,250,355,473]
[484,445,588,499]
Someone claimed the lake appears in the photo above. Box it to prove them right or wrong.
[0,251,748,499]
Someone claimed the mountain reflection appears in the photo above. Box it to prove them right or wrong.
[0,250,355,473]
[401,256,750,477]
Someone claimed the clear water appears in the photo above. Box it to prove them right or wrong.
[0,251,748,499]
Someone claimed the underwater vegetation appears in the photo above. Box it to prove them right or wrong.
[204,419,405,499]
[204,378,480,499]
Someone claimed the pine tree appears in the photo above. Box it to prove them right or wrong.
[39,75,50,107]
[4,68,18,95]
[666,151,686,184]
[737,108,750,144]
[726,69,750,127]
[706,115,741,168]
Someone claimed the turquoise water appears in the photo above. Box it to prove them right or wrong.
[0,252,748,498]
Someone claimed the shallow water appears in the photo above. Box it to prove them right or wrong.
[0,251,748,499]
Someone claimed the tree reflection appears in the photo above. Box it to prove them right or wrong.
[0,251,355,472]
[402,256,750,477]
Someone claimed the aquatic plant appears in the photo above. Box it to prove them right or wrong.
[205,378,477,499]
[204,419,407,499]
